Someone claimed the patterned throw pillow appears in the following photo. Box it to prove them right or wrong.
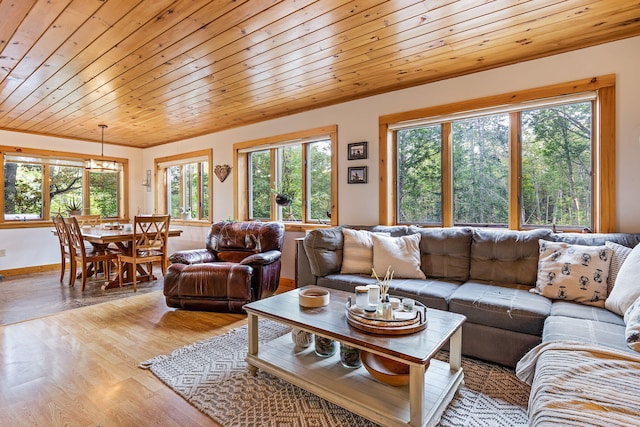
[371,233,426,280]
[340,229,389,275]
[532,240,612,307]
[605,241,633,296]
[624,296,640,352]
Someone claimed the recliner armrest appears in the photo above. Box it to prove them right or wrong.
[240,250,281,266]
[169,248,216,265]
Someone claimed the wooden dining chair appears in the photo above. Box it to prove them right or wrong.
[71,214,102,228]
[64,216,118,291]
[52,215,74,286]
[117,215,171,292]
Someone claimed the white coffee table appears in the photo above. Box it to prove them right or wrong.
[244,288,465,427]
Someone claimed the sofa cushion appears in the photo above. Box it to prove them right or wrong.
[470,228,552,285]
[448,281,551,335]
[550,301,625,326]
[410,226,472,282]
[532,240,611,307]
[371,233,425,279]
[316,274,459,311]
[340,228,386,275]
[368,225,412,237]
[303,227,344,277]
[386,278,460,311]
[553,232,640,248]
[606,242,640,316]
[542,315,631,353]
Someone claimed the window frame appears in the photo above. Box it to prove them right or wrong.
[233,125,338,230]
[154,149,213,224]
[379,75,616,232]
[0,145,129,228]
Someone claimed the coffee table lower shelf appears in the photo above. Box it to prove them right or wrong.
[246,333,464,427]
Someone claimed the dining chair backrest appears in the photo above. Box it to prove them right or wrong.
[52,215,72,249]
[72,214,101,228]
[63,216,87,255]
[53,215,73,284]
[133,215,171,258]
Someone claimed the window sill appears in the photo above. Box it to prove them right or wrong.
[282,222,335,233]
[171,219,211,227]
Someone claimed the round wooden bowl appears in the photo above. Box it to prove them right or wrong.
[361,352,422,387]
[298,287,330,308]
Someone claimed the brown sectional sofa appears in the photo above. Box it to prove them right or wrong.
[296,225,640,368]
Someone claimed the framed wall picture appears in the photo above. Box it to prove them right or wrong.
[348,166,368,184]
[348,141,367,160]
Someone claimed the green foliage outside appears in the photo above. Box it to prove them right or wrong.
[4,161,121,219]
[309,140,331,221]
[521,102,592,227]
[250,140,331,222]
[397,125,442,224]
[89,171,118,217]
[397,101,593,229]
[453,114,510,225]
[250,150,271,220]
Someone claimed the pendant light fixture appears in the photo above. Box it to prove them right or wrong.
[85,124,120,172]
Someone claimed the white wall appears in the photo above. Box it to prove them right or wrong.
[2,36,640,278]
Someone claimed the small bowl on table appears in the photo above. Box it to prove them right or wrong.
[298,287,330,308]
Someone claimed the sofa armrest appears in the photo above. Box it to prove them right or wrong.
[295,238,317,287]
[169,248,216,265]
[240,250,281,266]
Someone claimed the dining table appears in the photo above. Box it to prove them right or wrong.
[76,225,182,290]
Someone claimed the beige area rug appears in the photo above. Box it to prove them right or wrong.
[140,320,530,426]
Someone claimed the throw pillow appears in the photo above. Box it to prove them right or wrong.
[624,296,640,352]
[532,240,611,307]
[605,241,633,296]
[371,233,425,280]
[606,243,640,316]
[340,229,380,274]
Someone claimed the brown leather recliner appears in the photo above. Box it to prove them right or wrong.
[163,221,285,313]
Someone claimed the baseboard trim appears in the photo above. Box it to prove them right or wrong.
[0,263,60,277]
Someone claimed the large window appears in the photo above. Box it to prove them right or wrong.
[235,126,337,226]
[380,75,616,232]
[2,147,127,223]
[155,149,212,222]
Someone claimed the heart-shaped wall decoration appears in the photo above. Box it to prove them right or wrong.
[214,164,231,182]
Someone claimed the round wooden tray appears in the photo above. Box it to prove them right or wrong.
[345,301,427,335]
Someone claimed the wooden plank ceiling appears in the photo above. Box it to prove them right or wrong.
[0,0,638,148]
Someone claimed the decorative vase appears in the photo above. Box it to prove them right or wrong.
[339,343,362,368]
[314,335,336,357]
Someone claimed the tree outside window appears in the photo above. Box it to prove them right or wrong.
[2,150,127,222]
[394,98,597,231]
[397,125,442,224]
[521,102,592,228]
[4,162,43,220]
[155,150,212,221]
[453,114,509,226]
[238,125,338,226]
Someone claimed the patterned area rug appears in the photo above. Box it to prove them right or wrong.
[140,320,530,427]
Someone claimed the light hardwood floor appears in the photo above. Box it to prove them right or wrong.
[0,284,275,426]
